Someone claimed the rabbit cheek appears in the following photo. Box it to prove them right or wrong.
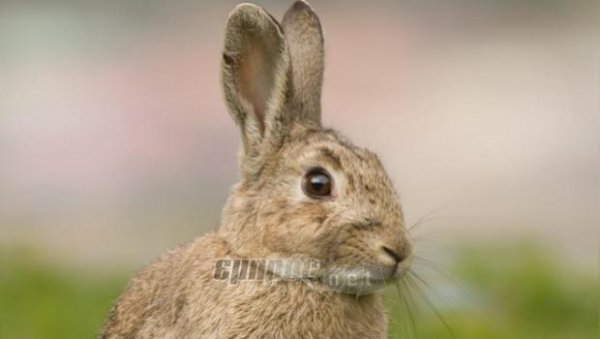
[256,198,332,259]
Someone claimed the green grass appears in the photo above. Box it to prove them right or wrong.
[0,248,127,339]
[0,242,596,338]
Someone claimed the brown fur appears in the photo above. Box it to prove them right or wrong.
[100,2,412,338]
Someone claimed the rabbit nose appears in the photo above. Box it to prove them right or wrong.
[381,246,405,264]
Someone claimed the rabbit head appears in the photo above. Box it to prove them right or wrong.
[220,1,412,294]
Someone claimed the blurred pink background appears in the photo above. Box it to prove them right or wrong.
[0,1,597,268]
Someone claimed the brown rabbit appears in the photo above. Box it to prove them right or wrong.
[100,1,413,338]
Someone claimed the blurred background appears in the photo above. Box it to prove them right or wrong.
[0,0,597,338]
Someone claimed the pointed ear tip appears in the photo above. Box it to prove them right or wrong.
[227,3,272,23]
[226,2,284,38]
[293,0,314,9]
[229,2,260,15]
[284,0,320,22]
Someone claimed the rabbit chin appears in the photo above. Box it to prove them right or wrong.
[319,265,404,296]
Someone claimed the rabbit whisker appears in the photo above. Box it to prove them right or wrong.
[406,272,455,338]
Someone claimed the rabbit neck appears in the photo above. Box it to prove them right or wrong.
[218,280,388,338]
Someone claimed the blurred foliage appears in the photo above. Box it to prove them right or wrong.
[0,248,127,339]
[0,242,597,339]
[386,241,598,339]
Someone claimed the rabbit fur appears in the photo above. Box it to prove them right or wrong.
[101,1,413,338]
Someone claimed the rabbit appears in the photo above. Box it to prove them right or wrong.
[100,1,413,338]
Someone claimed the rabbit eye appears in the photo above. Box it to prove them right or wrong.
[303,168,333,198]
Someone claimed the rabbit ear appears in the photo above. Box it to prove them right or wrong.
[222,3,293,179]
[282,0,324,126]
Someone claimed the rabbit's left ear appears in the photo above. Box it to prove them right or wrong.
[222,4,293,179]
[282,1,325,126]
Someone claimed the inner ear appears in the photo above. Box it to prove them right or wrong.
[238,31,279,134]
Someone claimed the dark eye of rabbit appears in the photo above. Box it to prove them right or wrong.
[303,168,333,198]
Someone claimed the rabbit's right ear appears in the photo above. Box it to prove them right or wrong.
[282,1,324,126]
[221,4,292,180]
